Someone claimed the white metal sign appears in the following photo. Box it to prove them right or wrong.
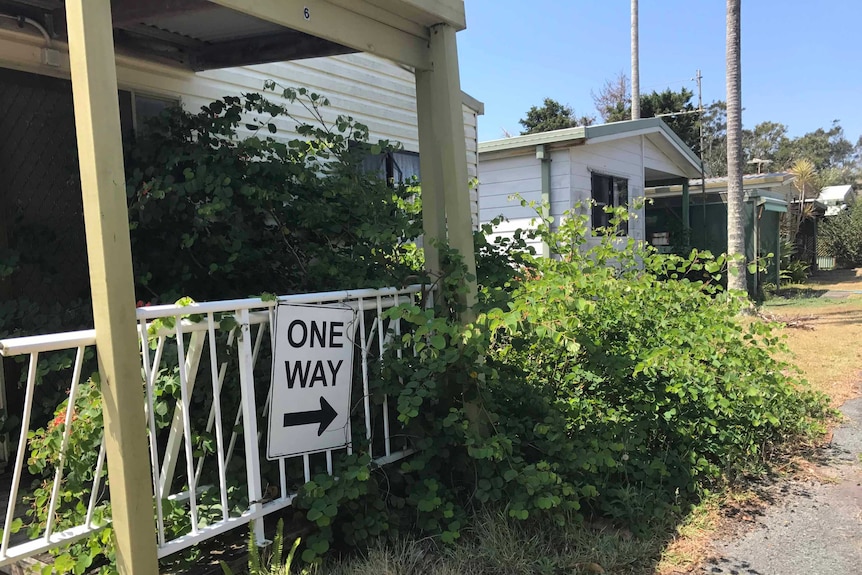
[267,304,357,460]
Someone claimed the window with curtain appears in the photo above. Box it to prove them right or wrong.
[361,150,420,186]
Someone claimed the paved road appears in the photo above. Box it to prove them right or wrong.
[699,397,862,575]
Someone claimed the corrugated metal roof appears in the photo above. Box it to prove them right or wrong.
[3,0,464,70]
[140,8,283,43]
[647,171,797,197]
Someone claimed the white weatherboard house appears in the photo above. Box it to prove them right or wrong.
[478,118,703,254]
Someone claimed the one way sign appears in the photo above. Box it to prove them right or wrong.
[267,304,357,460]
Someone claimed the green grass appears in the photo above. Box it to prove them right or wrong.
[762,287,862,309]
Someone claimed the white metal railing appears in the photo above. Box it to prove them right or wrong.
[0,285,425,567]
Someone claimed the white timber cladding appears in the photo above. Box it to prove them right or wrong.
[0,25,482,228]
[479,137,652,251]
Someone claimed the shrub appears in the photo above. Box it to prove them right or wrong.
[292,206,829,561]
[125,84,424,303]
[24,92,831,570]
[819,200,862,267]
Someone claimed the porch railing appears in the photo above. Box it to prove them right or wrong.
[0,285,425,567]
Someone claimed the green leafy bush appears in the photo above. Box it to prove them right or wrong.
[126,84,424,303]
[26,375,114,574]
[290,205,829,560]
[23,85,427,573]
[819,200,862,267]
[22,86,831,571]
[778,239,811,286]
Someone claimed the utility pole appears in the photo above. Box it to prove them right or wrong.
[696,69,707,240]
[631,0,640,120]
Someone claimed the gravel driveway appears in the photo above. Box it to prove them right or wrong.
[698,397,862,575]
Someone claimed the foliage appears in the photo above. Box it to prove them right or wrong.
[703,104,859,178]
[125,84,424,303]
[289,204,829,565]
[20,84,832,572]
[784,158,819,247]
[776,121,855,172]
[819,199,862,267]
[778,239,811,286]
[518,98,595,135]
[701,100,728,177]
[220,520,305,575]
[592,71,630,122]
[602,84,701,153]
[22,85,427,573]
[25,375,114,575]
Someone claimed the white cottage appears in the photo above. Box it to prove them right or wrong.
[478,118,703,255]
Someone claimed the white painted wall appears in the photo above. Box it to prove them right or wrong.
[479,136,650,252]
[0,24,481,227]
[568,138,646,245]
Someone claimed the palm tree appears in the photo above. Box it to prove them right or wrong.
[726,0,746,293]
[786,158,817,249]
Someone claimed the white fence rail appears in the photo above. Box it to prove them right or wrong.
[0,285,425,567]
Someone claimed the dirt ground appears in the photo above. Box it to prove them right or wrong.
[685,268,862,575]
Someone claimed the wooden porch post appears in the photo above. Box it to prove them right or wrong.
[415,70,446,278]
[66,1,159,573]
[414,24,478,312]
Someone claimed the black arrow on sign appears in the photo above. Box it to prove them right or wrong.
[283,397,337,436]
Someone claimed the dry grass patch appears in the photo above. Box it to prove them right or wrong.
[763,267,862,407]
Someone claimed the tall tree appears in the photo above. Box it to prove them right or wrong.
[592,72,630,122]
[775,121,854,170]
[742,121,789,170]
[519,98,595,134]
[702,100,728,176]
[602,85,700,152]
[726,0,746,293]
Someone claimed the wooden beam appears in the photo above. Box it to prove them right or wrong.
[190,30,356,70]
[207,0,432,70]
[65,1,159,573]
[327,0,427,39]
[416,24,477,311]
[366,0,466,30]
[110,0,211,26]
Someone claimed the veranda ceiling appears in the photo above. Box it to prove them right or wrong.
[0,0,466,70]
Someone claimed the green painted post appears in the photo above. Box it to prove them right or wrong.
[682,179,691,247]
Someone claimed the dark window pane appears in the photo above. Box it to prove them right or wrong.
[134,94,176,126]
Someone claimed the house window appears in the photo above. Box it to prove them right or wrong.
[133,93,178,128]
[118,91,179,143]
[591,172,628,235]
[362,150,421,186]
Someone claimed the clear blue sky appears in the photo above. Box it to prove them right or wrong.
[458,0,862,144]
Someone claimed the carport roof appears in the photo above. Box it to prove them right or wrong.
[0,0,465,70]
